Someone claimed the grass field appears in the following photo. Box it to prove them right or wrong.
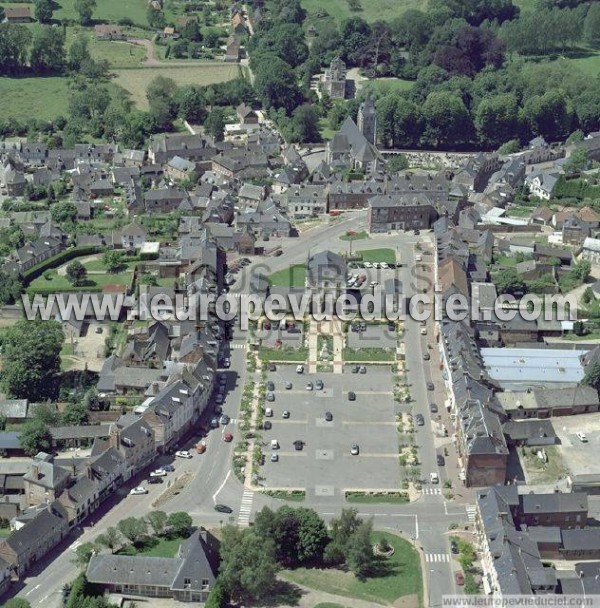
[302,0,425,23]
[54,0,149,26]
[357,248,396,264]
[361,78,415,96]
[283,531,422,606]
[29,268,133,292]
[0,76,73,120]
[269,264,307,287]
[113,64,240,109]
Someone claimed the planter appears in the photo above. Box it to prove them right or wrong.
[373,543,395,558]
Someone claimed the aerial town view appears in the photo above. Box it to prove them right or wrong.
[0,0,599,606]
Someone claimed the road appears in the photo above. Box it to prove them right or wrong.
[16,215,467,608]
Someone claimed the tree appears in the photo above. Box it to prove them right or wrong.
[72,542,97,568]
[475,93,519,149]
[68,35,91,71]
[564,148,590,174]
[219,526,279,604]
[66,261,87,286]
[252,54,302,115]
[325,508,362,566]
[495,269,526,297]
[387,154,409,172]
[572,259,591,281]
[181,19,202,42]
[19,418,53,456]
[30,27,65,74]
[0,270,22,305]
[83,387,104,411]
[0,320,63,401]
[175,85,206,123]
[583,3,600,47]
[34,0,54,23]
[345,519,375,578]
[74,0,96,25]
[118,517,147,544]
[422,91,473,147]
[96,527,121,553]
[583,361,600,390]
[51,201,77,224]
[521,90,574,142]
[0,24,32,75]
[146,75,177,130]
[204,108,225,142]
[102,251,124,273]
[295,507,329,564]
[205,579,228,608]
[167,511,193,537]
[62,401,88,426]
[4,599,32,608]
[292,105,321,144]
[146,511,168,536]
[147,6,165,29]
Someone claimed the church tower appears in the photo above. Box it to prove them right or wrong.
[357,98,377,146]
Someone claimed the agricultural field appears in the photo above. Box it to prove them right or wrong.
[301,0,425,23]
[54,0,149,26]
[113,64,240,109]
[0,76,73,120]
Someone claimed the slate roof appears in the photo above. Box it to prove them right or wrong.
[521,492,588,516]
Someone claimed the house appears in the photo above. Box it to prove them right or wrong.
[115,223,147,249]
[144,188,189,214]
[12,236,64,273]
[236,201,292,238]
[321,57,348,99]
[238,183,266,209]
[453,153,502,193]
[530,206,553,225]
[281,184,328,219]
[161,26,179,39]
[86,529,218,602]
[562,216,589,245]
[367,193,437,233]
[327,179,385,211]
[3,6,32,22]
[94,24,125,40]
[148,134,213,165]
[165,156,196,182]
[224,35,241,62]
[533,244,573,266]
[236,103,259,125]
[520,493,588,529]
[526,170,560,200]
[0,503,69,577]
[23,453,71,507]
[231,12,247,35]
[307,250,346,289]
[0,400,29,424]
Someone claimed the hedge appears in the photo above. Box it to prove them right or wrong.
[21,246,104,285]
[26,285,104,297]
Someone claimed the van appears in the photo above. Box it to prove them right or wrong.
[265,407,273,417]
[270,439,279,449]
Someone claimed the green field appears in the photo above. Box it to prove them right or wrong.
[361,78,415,96]
[302,0,425,23]
[113,64,240,109]
[268,264,307,287]
[54,0,149,25]
[0,76,73,120]
[29,268,133,293]
[356,248,396,264]
[282,532,422,606]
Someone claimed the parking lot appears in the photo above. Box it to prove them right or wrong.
[552,413,600,476]
[258,365,401,497]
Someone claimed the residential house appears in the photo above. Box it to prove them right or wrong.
[3,6,32,22]
[307,250,346,290]
[22,453,71,507]
[104,417,155,480]
[367,193,437,233]
[281,184,328,219]
[236,199,292,238]
[453,153,502,193]
[12,236,64,273]
[144,188,189,214]
[86,529,217,602]
[533,244,573,266]
[236,103,259,125]
[231,12,246,34]
[148,134,214,165]
[562,216,589,245]
[224,35,241,62]
[327,179,385,211]
[238,183,266,209]
[165,156,196,182]
[526,170,560,200]
[0,400,29,424]
[520,493,588,529]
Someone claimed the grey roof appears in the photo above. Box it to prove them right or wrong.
[521,492,588,516]
[0,399,28,419]
[502,419,556,442]
[87,554,181,588]
[5,503,68,556]
[49,425,111,441]
[562,528,600,551]
[525,526,561,544]
[0,432,21,450]
[23,456,70,490]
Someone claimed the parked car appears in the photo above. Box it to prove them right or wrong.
[220,414,230,425]
[437,454,445,466]
[351,365,360,373]
[195,442,206,454]
[348,391,356,401]
[223,358,231,368]
[263,421,272,430]
[282,410,290,419]
[214,504,233,513]
[216,394,224,405]
[285,381,293,390]
[269,363,277,371]
[359,365,367,374]
[415,414,425,426]
[213,405,223,415]
[450,540,459,554]
[429,403,438,413]
[427,382,434,391]
[161,464,175,472]
[293,440,304,451]
[150,469,167,477]
[306,382,313,391]
[423,353,430,361]
[223,432,233,442]
[266,381,275,391]
[210,417,219,428]
[270,453,279,462]
[577,431,588,443]
[266,392,275,402]
[430,472,439,484]
[130,487,148,495]
[296,365,304,374]
[175,450,192,459]
[325,411,333,422]
[315,379,324,390]
[147,477,163,484]
[351,444,360,455]
[455,571,465,586]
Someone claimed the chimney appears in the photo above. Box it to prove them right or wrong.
[32,465,40,480]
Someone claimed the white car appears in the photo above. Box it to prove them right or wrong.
[351,444,360,455]
[175,450,192,459]
[130,487,148,495]
[372,262,380,269]
[364,262,373,268]
[380,262,389,269]
[296,365,304,374]
[150,469,167,477]
[430,472,439,484]
[577,432,588,443]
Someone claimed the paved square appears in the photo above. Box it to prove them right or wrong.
[259,365,401,494]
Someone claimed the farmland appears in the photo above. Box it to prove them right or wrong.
[0,76,73,120]
[113,64,241,109]
[301,0,425,23]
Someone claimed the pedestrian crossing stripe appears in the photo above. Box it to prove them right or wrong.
[422,488,442,495]
[238,490,254,525]
[231,343,247,350]
[425,553,450,563]
[466,505,477,522]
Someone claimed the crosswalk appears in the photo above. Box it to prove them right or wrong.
[238,490,254,526]
[425,553,450,563]
[466,504,477,523]
[422,487,442,495]
[231,343,247,350]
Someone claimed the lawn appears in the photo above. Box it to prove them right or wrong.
[259,346,308,362]
[521,446,568,485]
[0,76,72,120]
[318,117,337,141]
[137,536,182,558]
[282,531,422,606]
[302,0,425,23]
[361,78,415,96]
[114,64,240,109]
[314,604,348,608]
[344,348,395,362]
[269,264,307,287]
[345,492,409,504]
[28,268,133,293]
[91,39,147,68]
[356,248,396,264]
[54,0,149,25]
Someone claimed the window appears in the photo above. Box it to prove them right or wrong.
[202,579,210,589]
[184,577,192,588]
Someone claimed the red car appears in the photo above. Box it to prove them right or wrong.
[455,571,465,586]
[223,432,233,443]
